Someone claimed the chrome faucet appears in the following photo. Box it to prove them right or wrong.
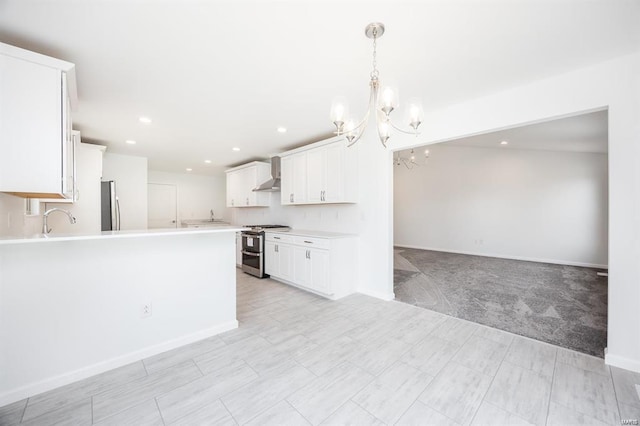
[42,208,77,234]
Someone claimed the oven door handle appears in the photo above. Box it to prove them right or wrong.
[242,251,261,257]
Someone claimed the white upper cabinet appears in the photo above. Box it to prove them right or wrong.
[225,162,271,207]
[280,153,307,205]
[0,43,78,199]
[280,136,357,206]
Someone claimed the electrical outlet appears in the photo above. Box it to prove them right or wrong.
[140,302,152,319]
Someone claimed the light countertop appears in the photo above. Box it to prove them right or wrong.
[0,226,248,246]
[264,229,358,239]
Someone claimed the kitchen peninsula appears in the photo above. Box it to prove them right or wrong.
[0,226,245,405]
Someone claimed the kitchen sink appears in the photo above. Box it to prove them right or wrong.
[181,219,230,228]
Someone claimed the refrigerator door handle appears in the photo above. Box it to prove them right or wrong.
[115,197,121,231]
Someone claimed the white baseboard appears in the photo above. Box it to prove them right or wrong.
[605,352,640,373]
[357,288,395,301]
[0,320,238,407]
[394,244,608,269]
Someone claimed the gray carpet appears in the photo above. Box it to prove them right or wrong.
[394,248,608,357]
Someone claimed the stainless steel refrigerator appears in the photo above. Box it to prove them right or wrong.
[101,181,121,231]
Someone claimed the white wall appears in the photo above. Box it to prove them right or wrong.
[102,153,148,230]
[394,144,608,268]
[389,52,640,372]
[45,143,104,234]
[148,170,228,224]
[0,230,238,405]
[0,193,42,237]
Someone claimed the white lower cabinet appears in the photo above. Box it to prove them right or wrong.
[266,240,294,281]
[265,231,356,300]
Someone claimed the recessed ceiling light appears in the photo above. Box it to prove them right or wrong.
[204,160,212,164]
[277,127,287,133]
[500,140,508,145]
[186,168,192,172]
[139,116,152,124]
[232,147,240,151]
[125,140,136,145]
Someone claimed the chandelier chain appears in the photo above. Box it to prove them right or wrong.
[370,29,379,80]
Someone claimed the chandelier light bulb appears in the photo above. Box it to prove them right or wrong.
[380,86,398,117]
[330,97,349,133]
[379,121,390,146]
[344,118,357,143]
[406,98,424,132]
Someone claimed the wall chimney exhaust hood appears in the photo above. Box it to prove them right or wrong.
[253,156,281,192]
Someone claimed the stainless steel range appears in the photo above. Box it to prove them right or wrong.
[241,225,290,278]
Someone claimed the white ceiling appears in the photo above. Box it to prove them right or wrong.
[0,1,637,174]
[441,109,608,153]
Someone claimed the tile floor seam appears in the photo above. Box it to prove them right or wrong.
[218,398,240,426]
[284,399,313,426]
[90,395,94,425]
[609,365,624,424]
[442,324,479,363]
[193,358,206,376]
[467,332,514,426]
[293,361,380,424]
[15,398,91,426]
[142,359,150,376]
[153,397,166,426]
[94,360,204,424]
[544,347,559,426]
[19,397,28,423]
[319,400,352,426]
[349,397,387,425]
[420,399,466,425]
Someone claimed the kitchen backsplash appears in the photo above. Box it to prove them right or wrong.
[230,193,360,234]
[0,193,42,237]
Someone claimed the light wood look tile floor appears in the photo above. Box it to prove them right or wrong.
[2,271,639,425]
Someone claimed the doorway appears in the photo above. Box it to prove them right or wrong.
[392,110,609,357]
[148,183,178,229]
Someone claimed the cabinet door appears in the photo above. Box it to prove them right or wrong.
[243,166,257,206]
[278,243,294,281]
[293,246,312,288]
[291,153,307,204]
[306,147,324,203]
[281,154,307,205]
[226,170,238,207]
[309,248,330,294]
[280,156,293,205]
[265,241,278,276]
[323,142,344,203]
[0,54,62,194]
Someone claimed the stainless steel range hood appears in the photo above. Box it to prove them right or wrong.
[253,156,281,192]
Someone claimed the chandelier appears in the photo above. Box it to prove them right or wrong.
[394,148,430,169]
[330,23,424,148]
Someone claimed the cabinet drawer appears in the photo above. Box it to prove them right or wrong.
[266,233,295,243]
[293,236,330,250]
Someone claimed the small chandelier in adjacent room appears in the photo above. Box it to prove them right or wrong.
[394,148,430,169]
[330,23,424,148]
